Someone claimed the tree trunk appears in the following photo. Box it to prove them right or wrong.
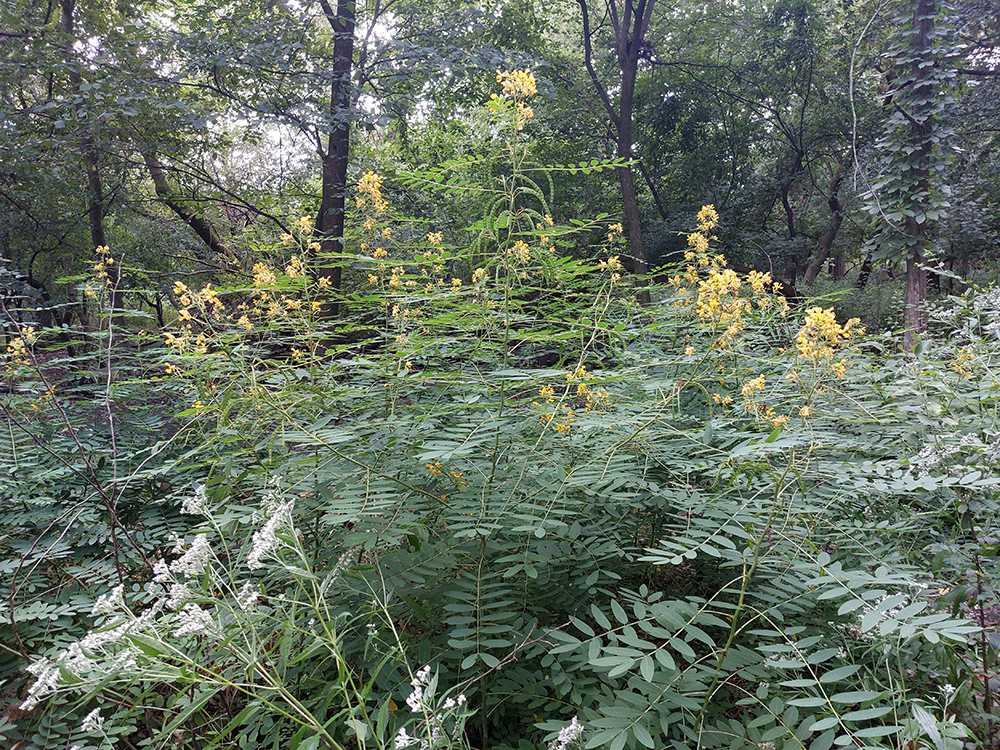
[314,0,356,318]
[61,0,118,313]
[577,0,655,303]
[803,164,845,285]
[902,0,936,352]
[142,152,231,258]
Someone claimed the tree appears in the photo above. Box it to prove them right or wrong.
[865,0,958,350]
[577,0,655,282]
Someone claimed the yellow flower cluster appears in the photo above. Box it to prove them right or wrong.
[795,307,863,375]
[696,205,719,232]
[356,171,387,213]
[668,206,789,347]
[497,68,537,98]
[952,347,974,377]
[427,232,443,246]
[4,327,33,370]
[507,240,531,263]
[741,374,766,397]
[493,69,537,130]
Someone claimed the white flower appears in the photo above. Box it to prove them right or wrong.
[20,659,60,710]
[406,665,433,713]
[81,708,104,733]
[548,716,584,750]
[181,483,209,515]
[152,559,172,583]
[394,727,418,749]
[174,604,215,637]
[170,534,212,578]
[237,582,259,612]
[247,499,295,570]
[164,582,192,611]
[91,585,125,616]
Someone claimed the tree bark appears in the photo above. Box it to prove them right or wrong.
[314,0,356,318]
[803,163,845,285]
[142,152,231,258]
[902,0,936,352]
[578,0,655,301]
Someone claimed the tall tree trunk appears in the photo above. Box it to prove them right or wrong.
[142,152,231,258]
[616,61,646,279]
[856,247,874,290]
[578,0,655,302]
[61,0,118,314]
[315,0,356,318]
[902,0,936,352]
[803,163,845,285]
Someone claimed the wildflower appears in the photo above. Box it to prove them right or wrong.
[280,233,294,245]
[795,307,863,362]
[237,315,253,331]
[395,728,417,749]
[427,231,443,245]
[374,247,388,259]
[247,498,295,570]
[406,665,433,712]
[91,585,125,617]
[308,241,321,252]
[357,171,387,212]
[181,484,209,516]
[496,68,537,98]
[685,346,696,356]
[451,278,462,288]
[171,534,212,578]
[253,263,277,287]
[696,205,719,232]
[80,708,104,734]
[368,274,379,284]
[174,604,215,638]
[285,256,304,278]
[473,268,486,283]
[549,716,584,750]
[953,347,974,377]
[741,375,766,397]
[799,406,812,418]
[237,582,259,612]
[507,240,531,263]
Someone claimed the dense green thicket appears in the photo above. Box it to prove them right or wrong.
[1,83,998,750]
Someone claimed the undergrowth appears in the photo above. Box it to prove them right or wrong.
[1,71,997,750]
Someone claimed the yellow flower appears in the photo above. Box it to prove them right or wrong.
[427,231,443,246]
[696,205,719,232]
[472,268,486,283]
[685,346,696,356]
[373,247,388,259]
[799,406,812,418]
[280,233,295,245]
[508,240,531,263]
[368,274,379,284]
[253,263,277,287]
[357,171,387,212]
[496,68,537,98]
[237,315,253,330]
[741,375,766,397]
